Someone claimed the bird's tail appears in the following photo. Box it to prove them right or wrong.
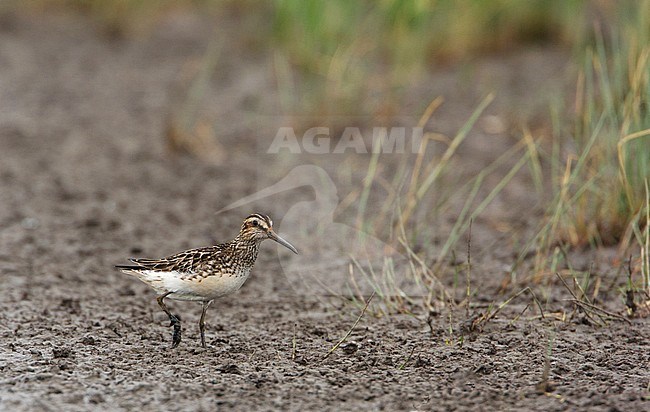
[115,264,149,280]
[115,264,142,271]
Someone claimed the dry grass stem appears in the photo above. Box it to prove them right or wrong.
[321,292,375,362]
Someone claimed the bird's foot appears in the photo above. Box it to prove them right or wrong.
[168,314,181,327]
[169,316,181,348]
[171,322,181,348]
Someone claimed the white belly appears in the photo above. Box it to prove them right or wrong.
[135,269,252,301]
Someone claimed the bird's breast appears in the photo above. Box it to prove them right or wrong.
[193,267,252,298]
[136,266,253,301]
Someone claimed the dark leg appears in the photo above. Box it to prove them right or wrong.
[199,300,212,348]
[157,293,182,348]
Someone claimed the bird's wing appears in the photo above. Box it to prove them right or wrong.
[119,245,227,273]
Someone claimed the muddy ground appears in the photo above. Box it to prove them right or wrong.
[1,10,649,412]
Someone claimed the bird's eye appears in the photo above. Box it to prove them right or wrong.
[251,220,258,226]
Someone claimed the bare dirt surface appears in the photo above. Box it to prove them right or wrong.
[1,11,649,412]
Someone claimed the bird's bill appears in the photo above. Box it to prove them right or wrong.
[268,230,298,254]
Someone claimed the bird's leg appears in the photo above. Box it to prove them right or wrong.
[157,293,181,348]
[199,300,213,348]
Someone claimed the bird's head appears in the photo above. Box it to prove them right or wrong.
[239,214,298,254]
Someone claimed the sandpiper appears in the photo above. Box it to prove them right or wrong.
[116,214,297,348]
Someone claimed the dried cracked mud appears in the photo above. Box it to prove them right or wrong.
[1,11,649,412]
